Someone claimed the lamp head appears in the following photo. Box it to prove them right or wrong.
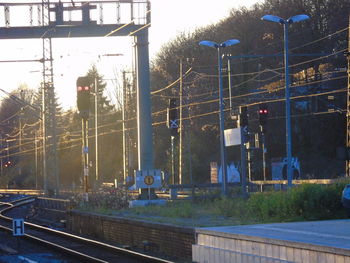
[261,15,284,24]
[287,14,310,24]
[220,39,240,48]
[199,40,218,48]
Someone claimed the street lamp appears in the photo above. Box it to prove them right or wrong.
[199,39,240,196]
[261,14,310,188]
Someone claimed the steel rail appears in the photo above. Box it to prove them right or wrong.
[0,195,173,263]
[0,223,108,263]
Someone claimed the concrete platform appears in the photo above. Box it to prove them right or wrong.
[192,219,350,263]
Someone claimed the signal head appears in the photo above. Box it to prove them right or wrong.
[76,76,91,119]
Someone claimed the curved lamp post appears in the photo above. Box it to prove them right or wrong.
[199,39,240,196]
[261,14,310,188]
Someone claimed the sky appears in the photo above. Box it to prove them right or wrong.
[0,0,263,110]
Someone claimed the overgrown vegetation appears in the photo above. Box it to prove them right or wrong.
[76,182,349,227]
[234,183,346,222]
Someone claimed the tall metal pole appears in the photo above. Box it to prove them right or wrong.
[41,84,47,194]
[94,77,99,182]
[19,108,22,176]
[284,23,293,188]
[240,125,247,195]
[171,135,175,184]
[185,85,193,186]
[82,118,89,200]
[35,131,38,190]
[218,47,228,196]
[262,14,309,187]
[227,58,233,110]
[133,28,154,198]
[122,71,127,184]
[133,30,153,171]
[346,15,350,177]
[261,127,267,181]
[179,59,183,185]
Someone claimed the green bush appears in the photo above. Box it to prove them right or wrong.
[245,183,347,222]
[214,197,246,218]
[288,183,345,220]
[246,191,293,222]
[213,182,348,223]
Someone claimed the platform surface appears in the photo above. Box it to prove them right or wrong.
[197,219,350,251]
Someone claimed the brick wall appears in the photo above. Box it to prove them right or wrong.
[34,197,70,222]
[66,210,195,260]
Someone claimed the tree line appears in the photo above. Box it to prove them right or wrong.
[0,0,349,188]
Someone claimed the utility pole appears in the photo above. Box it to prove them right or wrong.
[184,85,193,186]
[35,131,38,190]
[346,14,350,177]
[261,127,267,181]
[41,84,47,194]
[122,71,134,185]
[94,77,99,182]
[19,108,22,176]
[179,59,183,185]
[122,71,127,184]
[227,56,233,110]
[171,135,175,184]
[82,118,89,199]
[41,0,59,195]
[239,106,248,196]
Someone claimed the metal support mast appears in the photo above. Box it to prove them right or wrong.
[346,15,350,177]
[179,59,183,185]
[82,118,89,199]
[122,71,128,183]
[42,0,59,195]
[133,30,153,171]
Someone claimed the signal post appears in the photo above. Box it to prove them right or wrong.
[77,77,91,200]
[239,106,248,195]
[258,104,269,182]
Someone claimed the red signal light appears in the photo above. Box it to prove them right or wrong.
[77,86,90,91]
[4,161,11,168]
[258,104,268,126]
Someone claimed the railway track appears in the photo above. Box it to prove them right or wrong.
[0,195,174,263]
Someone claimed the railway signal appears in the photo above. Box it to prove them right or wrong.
[4,160,12,168]
[258,104,269,181]
[167,98,178,134]
[258,104,268,126]
[76,76,92,200]
[239,106,248,127]
[76,76,91,120]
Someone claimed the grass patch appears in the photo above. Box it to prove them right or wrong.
[76,181,349,227]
